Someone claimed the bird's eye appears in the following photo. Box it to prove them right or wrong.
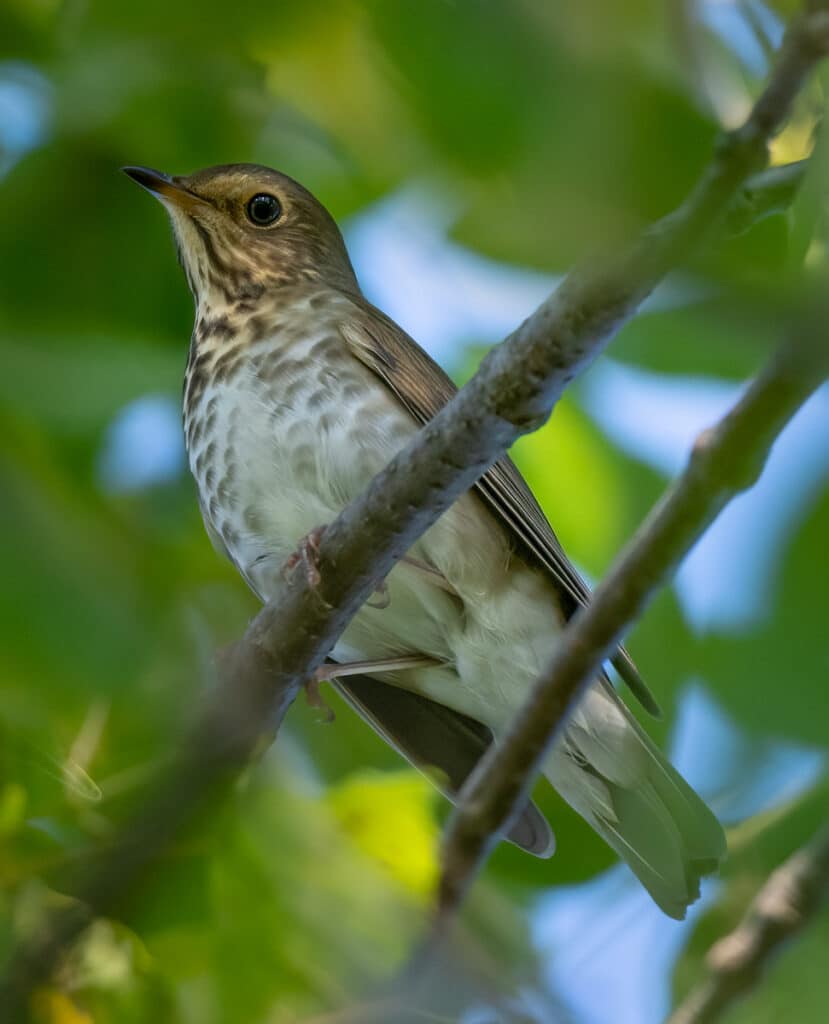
[246,193,282,226]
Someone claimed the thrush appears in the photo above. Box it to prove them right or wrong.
[124,163,726,918]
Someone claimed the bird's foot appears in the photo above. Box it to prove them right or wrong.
[315,655,442,682]
[284,525,326,587]
[303,673,336,723]
[306,655,442,723]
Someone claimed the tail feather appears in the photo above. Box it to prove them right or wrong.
[544,682,726,920]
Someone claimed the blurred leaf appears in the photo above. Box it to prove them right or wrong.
[31,990,93,1024]
[326,769,439,897]
[0,333,181,434]
[0,783,27,837]
[511,396,631,574]
[613,297,781,379]
[694,484,829,745]
[2,0,828,1019]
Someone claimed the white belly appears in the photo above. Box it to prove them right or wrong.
[186,327,562,730]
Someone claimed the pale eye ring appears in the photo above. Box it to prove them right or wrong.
[246,193,281,226]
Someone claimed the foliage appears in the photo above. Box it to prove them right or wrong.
[1,1,827,1021]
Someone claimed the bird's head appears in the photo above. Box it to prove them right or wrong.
[123,163,358,311]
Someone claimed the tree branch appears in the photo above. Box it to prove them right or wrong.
[667,825,829,1024]
[437,319,829,918]
[3,3,829,1016]
[725,159,810,235]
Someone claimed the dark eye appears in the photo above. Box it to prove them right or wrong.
[246,193,281,226]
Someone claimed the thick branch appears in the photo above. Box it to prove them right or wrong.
[438,327,829,917]
[3,4,829,1015]
[667,825,829,1024]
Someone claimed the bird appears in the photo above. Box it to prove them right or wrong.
[124,162,726,919]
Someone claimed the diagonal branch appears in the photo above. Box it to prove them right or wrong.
[3,3,829,1014]
[437,317,829,919]
[667,824,829,1024]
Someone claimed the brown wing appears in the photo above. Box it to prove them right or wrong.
[335,675,554,857]
[340,301,659,717]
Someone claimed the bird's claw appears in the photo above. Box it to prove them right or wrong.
[284,525,326,587]
[305,670,336,723]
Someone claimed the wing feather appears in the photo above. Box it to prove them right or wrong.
[335,675,555,857]
[340,302,659,716]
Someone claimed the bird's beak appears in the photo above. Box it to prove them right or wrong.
[122,166,206,214]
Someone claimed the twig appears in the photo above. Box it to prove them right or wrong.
[666,825,829,1024]
[725,159,810,235]
[2,4,829,1017]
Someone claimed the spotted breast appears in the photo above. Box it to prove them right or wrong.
[184,289,418,595]
[183,285,559,727]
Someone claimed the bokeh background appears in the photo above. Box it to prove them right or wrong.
[1,1,828,1021]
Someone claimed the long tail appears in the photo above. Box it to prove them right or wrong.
[543,681,726,919]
